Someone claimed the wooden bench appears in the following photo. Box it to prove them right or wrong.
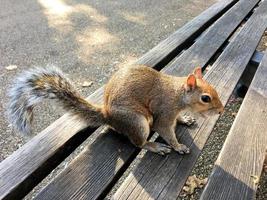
[1,0,267,199]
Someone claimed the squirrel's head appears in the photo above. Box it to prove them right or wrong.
[182,67,224,116]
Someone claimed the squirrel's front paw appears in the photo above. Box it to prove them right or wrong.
[180,115,196,126]
[175,144,190,154]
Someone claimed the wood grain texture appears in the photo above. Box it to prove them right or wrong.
[200,51,267,200]
[0,1,238,200]
[35,129,138,200]
[113,0,267,199]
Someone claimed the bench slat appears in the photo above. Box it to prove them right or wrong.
[33,0,261,199]
[200,51,267,200]
[0,1,237,199]
[113,0,267,199]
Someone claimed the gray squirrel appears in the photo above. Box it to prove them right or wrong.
[7,65,223,155]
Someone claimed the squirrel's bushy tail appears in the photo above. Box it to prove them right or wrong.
[7,66,105,136]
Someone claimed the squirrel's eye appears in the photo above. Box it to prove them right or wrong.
[201,95,211,103]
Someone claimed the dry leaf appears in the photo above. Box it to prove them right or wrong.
[182,186,190,193]
[181,175,208,196]
[250,175,259,184]
[5,65,18,70]
[82,81,93,87]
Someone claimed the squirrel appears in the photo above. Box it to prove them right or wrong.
[7,65,224,155]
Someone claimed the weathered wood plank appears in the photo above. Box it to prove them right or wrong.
[0,1,238,200]
[36,129,138,200]
[113,0,267,199]
[33,0,262,199]
[200,51,267,200]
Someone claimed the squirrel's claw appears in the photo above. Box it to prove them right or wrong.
[181,115,196,126]
[155,143,172,156]
[175,144,190,154]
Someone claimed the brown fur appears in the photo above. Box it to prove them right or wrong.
[100,65,224,154]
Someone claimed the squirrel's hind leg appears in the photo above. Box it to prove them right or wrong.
[107,107,171,156]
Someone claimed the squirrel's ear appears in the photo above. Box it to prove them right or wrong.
[193,67,203,79]
[185,74,197,91]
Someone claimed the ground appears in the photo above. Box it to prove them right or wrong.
[0,0,266,199]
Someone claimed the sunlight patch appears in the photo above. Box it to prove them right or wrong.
[38,0,72,17]
[76,27,119,62]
